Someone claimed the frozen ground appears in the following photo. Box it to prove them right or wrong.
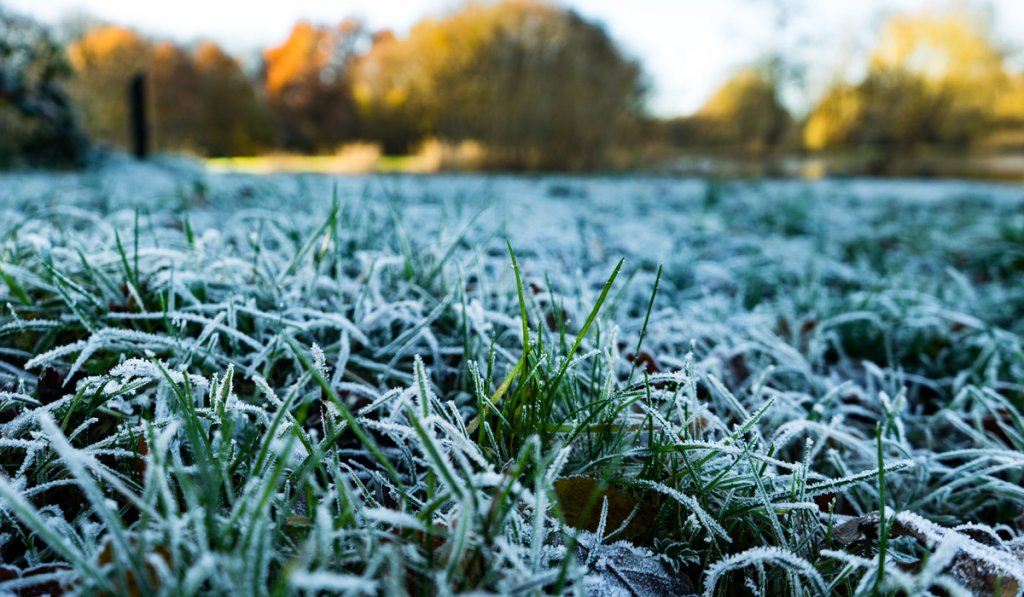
[0,158,1023,595]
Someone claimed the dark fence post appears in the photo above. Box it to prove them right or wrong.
[129,73,149,160]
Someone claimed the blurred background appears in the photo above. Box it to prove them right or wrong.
[1,0,1023,177]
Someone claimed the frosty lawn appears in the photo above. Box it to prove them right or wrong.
[0,160,1023,595]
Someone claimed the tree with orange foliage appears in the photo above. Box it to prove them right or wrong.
[66,25,151,148]
[263,19,365,152]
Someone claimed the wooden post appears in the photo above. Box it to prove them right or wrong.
[129,73,149,159]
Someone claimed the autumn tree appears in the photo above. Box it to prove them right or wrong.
[994,74,1024,125]
[804,6,1014,151]
[263,19,365,152]
[66,23,271,157]
[692,65,791,151]
[148,42,200,152]
[801,84,863,150]
[352,30,427,154]
[66,25,151,148]
[192,43,273,156]
[355,0,644,170]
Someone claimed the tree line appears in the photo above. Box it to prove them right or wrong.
[802,9,1024,153]
[663,6,1024,157]
[3,1,1024,170]
[56,0,643,170]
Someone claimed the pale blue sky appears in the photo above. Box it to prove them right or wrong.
[6,0,1023,116]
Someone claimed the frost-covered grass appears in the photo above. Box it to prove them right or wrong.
[0,160,1023,595]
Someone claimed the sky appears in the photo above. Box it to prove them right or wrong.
[5,0,1023,116]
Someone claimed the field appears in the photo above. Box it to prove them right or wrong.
[1,158,1023,595]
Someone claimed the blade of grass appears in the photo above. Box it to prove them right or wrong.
[0,263,31,305]
[284,336,407,498]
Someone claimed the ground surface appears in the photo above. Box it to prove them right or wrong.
[0,158,1023,595]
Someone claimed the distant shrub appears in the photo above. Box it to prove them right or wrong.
[0,7,89,167]
[692,66,792,152]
